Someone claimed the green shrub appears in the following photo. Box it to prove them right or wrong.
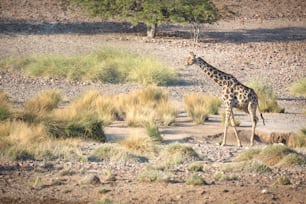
[248,81,284,113]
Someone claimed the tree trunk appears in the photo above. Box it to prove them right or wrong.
[146,23,157,38]
[192,23,201,43]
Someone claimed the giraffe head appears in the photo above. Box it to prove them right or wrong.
[185,52,196,66]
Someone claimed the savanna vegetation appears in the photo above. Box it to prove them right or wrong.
[0,48,178,85]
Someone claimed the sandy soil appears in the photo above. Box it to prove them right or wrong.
[0,0,306,203]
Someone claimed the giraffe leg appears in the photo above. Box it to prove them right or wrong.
[230,110,242,147]
[221,108,231,146]
[248,103,258,146]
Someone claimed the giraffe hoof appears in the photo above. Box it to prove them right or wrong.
[220,142,226,146]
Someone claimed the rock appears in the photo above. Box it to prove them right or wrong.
[80,174,101,185]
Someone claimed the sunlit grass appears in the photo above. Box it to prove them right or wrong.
[0,90,11,121]
[20,89,61,122]
[0,121,83,161]
[0,48,178,85]
[184,93,221,124]
[120,133,158,156]
[118,86,177,127]
[289,77,306,97]
[248,80,284,113]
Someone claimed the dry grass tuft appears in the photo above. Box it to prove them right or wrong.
[184,93,221,124]
[248,81,284,113]
[120,133,158,156]
[0,90,11,121]
[162,143,201,167]
[20,89,61,122]
[118,86,177,128]
[0,120,83,161]
[289,77,306,97]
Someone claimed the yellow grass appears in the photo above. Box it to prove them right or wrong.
[184,93,221,124]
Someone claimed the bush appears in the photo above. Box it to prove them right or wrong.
[120,134,158,156]
[184,93,221,124]
[248,81,284,113]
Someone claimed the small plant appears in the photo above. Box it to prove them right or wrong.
[235,148,261,161]
[137,167,169,183]
[273,176,291,186]
[223,161,271,174]
[120,133,158,156]
[186,174,207,186]
[248,81,284,113]
[289,77,306,97]
[184,93,221,124]
[143,121,163,143]
[163,143,201,167]
[187,162,203,172]
[213,171,238,181]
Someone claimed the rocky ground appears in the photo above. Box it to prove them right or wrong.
[0,0,306,203]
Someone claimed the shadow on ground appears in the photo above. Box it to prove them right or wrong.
[1,21,306,43]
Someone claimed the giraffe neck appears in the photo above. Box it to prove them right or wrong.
[195,57,235,87]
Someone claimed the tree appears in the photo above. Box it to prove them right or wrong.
[169,0,219,43]
[67,0,219,41]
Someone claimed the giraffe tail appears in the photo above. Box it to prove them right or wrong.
[257,107,265,126]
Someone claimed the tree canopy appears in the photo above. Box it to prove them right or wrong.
[68,0,219,41]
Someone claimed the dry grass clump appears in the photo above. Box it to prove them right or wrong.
[223,160,271,174]
[17,89,61,122]
[184,93,221,124]
[162,142,201,167]
[45,91,118,142]
[119,86,177,127]
[90,143,148,163]
[120,133,158,156]
[235,144,306,168]
[289,77,306,97]
[0,90,11,121]
[248,81,284,113]
[296,128,306,148]
[0,121,83,161]
[186,174,207,186]
[137,166,169,183]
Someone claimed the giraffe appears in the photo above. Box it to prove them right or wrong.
[185,52,265,147]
